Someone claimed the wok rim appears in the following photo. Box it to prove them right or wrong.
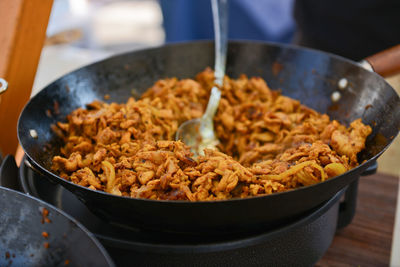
[17,40,400,205]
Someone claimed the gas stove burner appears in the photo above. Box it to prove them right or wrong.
[0,156,356,266]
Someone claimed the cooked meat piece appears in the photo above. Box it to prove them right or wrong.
[331,119,372,164]
[53,152,82,172]
[96,127,118,145]
[75,167,102,189]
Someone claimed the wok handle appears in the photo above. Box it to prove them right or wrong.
[364,44,400,77]
[336,162,377,229]
[337,178,358,229]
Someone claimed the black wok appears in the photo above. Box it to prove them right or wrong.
[0,185,114,266]
[17,41,400,234]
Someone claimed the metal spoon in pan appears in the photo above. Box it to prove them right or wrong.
[175,0,228,156]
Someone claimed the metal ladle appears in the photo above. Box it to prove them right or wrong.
[175,0,228,156]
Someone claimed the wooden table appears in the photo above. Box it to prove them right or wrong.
[317,173,399,266]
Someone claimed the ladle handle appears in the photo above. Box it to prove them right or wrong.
[212,0,228,86]
[202,0,228,121]
[364,44,400,77]
[200,0,228,137]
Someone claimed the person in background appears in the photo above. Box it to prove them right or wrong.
[159,0,295,44]
[160,0,400,61]
[294,0,400,61]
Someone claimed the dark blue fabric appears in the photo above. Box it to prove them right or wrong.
[294,0,400,60]
[159,0,295,43]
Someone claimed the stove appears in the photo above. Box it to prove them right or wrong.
[0,155,359,267]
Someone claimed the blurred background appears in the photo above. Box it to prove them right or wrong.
[34,0,165,93]
[34,0,400,177]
